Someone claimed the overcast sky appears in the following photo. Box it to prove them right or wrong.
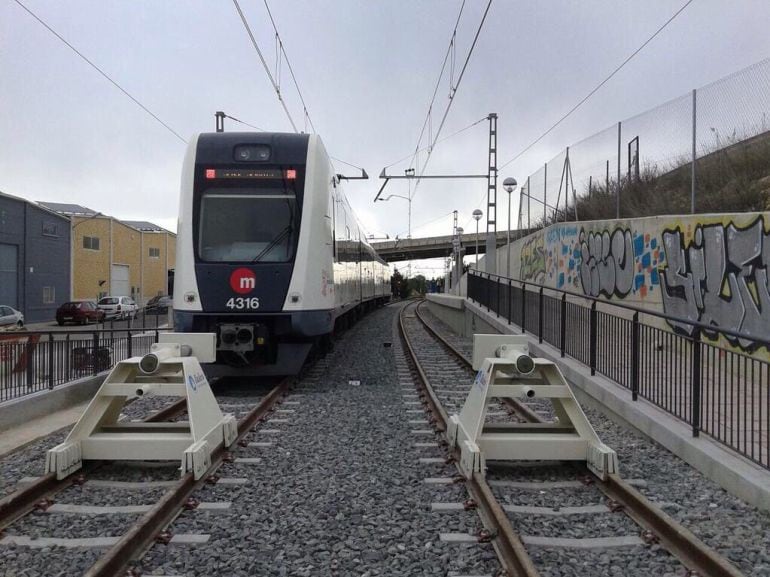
[2,1,769,276]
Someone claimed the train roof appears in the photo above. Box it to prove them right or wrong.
[195,132,312,165]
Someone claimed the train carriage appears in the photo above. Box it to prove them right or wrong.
[173,132,389,375]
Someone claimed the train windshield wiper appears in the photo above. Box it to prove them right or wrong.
[252,225,292,262]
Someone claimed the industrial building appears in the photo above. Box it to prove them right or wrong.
[38,203,176,306]
[0,191,71,323]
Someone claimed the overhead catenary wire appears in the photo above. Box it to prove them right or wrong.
[12,0,187,144]
[223,113,264,131]
[262,0,317,134]
[384,116,488,170]
[330,156,365,171]
[410,0,494,202]
[232,0,298,133]
[499,0,695,171]
[407,0,467,173]
[394,210,455,239]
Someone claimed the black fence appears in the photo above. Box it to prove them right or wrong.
[0,310,169,403]
[468,270,770,471]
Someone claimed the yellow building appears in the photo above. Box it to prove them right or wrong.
[37,204,175,305]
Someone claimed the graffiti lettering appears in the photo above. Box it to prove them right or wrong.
[579,228,635,298]
[660,218,770,350]
[520,234,546,284]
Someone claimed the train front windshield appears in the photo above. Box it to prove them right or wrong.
[198,188,298,263]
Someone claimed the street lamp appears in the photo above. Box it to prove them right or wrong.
[472,209,483,269]
[376,193,412,239]
[503,177,518,278]
[455,226,464,294]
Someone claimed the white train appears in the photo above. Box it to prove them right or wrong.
[173,132,390,375]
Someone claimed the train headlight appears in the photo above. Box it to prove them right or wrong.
[234,145,271,162]
[184,292,196,303]
[236,328,253,344]
[221,329,237,344]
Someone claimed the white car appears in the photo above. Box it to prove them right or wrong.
[97,296,138,320]
[0,305,24,329]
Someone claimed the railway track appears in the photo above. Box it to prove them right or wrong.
[399,299,744,577]
[0,379,291,576]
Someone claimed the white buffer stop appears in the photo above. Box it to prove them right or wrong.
[45,333,237,480]
[447,335,617,480]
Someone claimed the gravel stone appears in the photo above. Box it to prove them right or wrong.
[420,303,770,576]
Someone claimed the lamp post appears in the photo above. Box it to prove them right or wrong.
[376,193,411,239]
[503,177,518,278]
[472,209,483,269]
[455,226,464,295]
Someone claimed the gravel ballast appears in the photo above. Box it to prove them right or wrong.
[420,304,770,576]
[137,304,502,576]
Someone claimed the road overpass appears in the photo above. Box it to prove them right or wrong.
[371,230,526,262]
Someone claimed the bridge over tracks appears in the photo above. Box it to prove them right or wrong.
[371,230,526,262]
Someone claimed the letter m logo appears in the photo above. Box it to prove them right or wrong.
[240,277,256,290]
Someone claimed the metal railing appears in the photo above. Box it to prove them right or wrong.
[0,309,170,403]
[468,270,770,471]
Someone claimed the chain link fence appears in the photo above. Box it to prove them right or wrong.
[517,57,770,229]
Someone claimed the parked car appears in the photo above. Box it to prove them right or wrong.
[145,295,172,315]
[0,305,24,329]
[97,296,138,320]
[56,301,105,326]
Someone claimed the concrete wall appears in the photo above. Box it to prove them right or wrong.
[489,211,770,356]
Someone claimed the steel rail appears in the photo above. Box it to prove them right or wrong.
[398,300,539,577]
[85,378,292,577]
[413,300,541,423]
[404,299,744,577]
[0,398,188,532]
[595,474,744,577]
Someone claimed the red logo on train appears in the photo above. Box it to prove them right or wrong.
[230,268,256,294]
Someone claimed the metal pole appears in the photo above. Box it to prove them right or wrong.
[691,88,697,214]
[408,182,412,238]
[506,189,511,278]
[451,210,458,290]
[485,113,498,275]
[527,176,531,231]
[475,220,479,268]
[564,147,570,220]
[543,163,547,225]
[616,121,621,219]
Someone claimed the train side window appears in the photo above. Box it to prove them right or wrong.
[330,190,337,260]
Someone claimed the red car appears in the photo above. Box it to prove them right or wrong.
[56,301,106,326]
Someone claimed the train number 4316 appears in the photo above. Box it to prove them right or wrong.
[225,297,260,310]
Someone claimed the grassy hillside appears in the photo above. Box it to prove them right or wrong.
[548,130,770,225]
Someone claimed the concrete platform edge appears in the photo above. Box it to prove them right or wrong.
[0,373,106,433]
[429,295,770,511]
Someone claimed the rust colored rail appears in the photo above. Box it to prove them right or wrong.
[403,299,744,577]
[596,473,744,577]
[85,378,292,577]
[0,398,188,532]
[413,300,542,424]
[399,301,539,577]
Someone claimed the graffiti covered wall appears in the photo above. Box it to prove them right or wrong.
[496,212,770,352]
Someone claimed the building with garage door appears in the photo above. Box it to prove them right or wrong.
[38,203,176,306]
[0,191,71,323]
